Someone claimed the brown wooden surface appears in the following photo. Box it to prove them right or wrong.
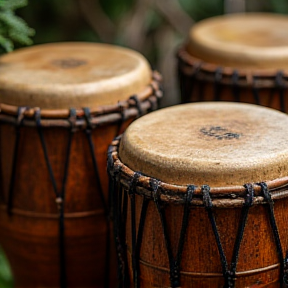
[112,102,288,287]
[0,41,162,288]
[178,48,288,112]
[0,123,120,287]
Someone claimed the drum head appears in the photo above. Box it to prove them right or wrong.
[0,42,151,109]
[120,102,288,187]
[186,13,288,69]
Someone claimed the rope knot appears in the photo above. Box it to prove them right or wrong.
[150,178,161,203]
[243,183,254,207]
[202,185,212,209]
[128,172,141,195]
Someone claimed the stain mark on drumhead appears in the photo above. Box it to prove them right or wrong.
[51,58,87,68]
[200,126,241,140]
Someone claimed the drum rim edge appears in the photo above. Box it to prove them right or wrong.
[108,136,288,208]
[177,46,288,88]
[0,70,162,119]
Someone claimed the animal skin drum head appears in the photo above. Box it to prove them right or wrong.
[186,13,288,69]
[120,102,288,187]
[0,42,151,109]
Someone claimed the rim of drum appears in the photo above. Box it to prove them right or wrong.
[0,71,162,128]
[177,46,288,88]
[108,136,288,208]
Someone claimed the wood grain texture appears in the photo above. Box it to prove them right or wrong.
[111,101,288,286]
[0,42,159,288]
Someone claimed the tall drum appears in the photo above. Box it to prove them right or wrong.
[108,102,288,287]
[0,42,162,287]
[178,13,288,112]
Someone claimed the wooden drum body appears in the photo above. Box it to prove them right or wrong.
[0,42,162,287]
[108,102,288,287]
[178,13,288,112]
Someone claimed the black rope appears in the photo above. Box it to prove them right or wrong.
[151,178,174,288]
[170,185,195,288]
[83,107,112,288]
[275,71,286,112]
[121,186,129,287]
[116,104,125,137]
[202,185,230,286]
[134,197,149,288]
[228,183,254,288]
[214,67,223,101]
[36,108,76,288]
[58,109,76,288]
[129,172,141,288]
[258,182,286,286]
[83,107,108,215]
[252,75,260,105]
[151,179,194,288]
[147,84,158,112]
[35,109,59,198]
[109,162,126,287]
[129,95,144,117]
[232,70,240,102]
[7,107,27,215]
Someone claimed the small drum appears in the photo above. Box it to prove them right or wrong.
[108,102,288,287]
[178,13,288,112]
[0,42,162,287]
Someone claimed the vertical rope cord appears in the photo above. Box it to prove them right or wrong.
[151,178,180,288]
[202,185,230,287]
[258,182,285,286]
[229,184,254,287]
[232,70,240,102]
[129,172,141,288]
[108,159,125,287]
[170,185,195,288]
[58,109,76,288]
[252,75,260,105]
[214,67,223,101]
[83,107,108,215]
[275,71,286,113]
[121,188,129,287]
[129,95,144,117]
[134,197,149,288]
[7,107,26,215]
[35,109,76,288]
[83,107,115,288]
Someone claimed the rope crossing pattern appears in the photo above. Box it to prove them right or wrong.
[3,92,154,288]
[107,154,288,288]
[177,50,288,112]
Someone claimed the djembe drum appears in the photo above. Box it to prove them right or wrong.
[0,42,162,288]
[108,102,288,288]
[178,13,288,112]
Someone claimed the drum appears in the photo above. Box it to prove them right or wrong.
[108,102,288,287]
[0,42,162,288]
[177,13,288,112]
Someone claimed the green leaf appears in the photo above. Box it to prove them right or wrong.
[0,34,13,51]
[0,0,28,10]
[270,0,288,13]
[0,11,34,36]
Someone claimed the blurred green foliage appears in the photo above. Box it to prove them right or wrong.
[0,0,34,52]
[0,248,13,288]
[179,0,224,21]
